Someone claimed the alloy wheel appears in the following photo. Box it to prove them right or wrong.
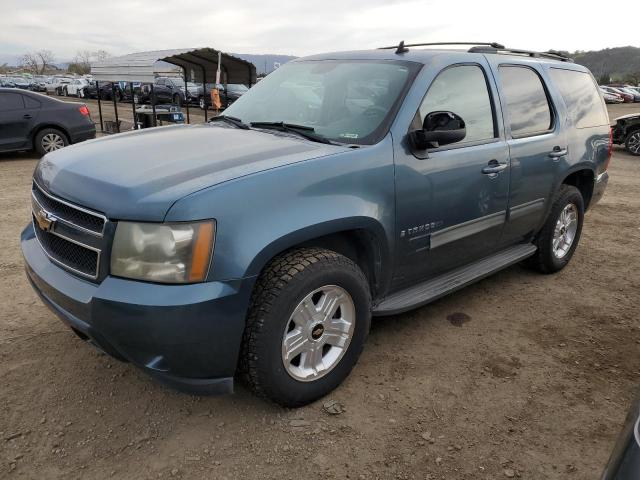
[281,285,355,382]
[552,203,578,258]
[41,133,65,153]
[627,132,640,155]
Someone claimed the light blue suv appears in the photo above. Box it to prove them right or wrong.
[22,42,611,406]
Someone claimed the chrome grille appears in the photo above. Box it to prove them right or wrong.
[32,181,106,236]
[31,181,105,280]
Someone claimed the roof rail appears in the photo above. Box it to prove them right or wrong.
[468,45,573,62]
[379,41,505,54]
[378,41,573,62]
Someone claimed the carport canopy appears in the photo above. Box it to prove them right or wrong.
[91,47,257,85]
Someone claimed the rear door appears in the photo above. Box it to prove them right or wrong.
[0,92,31,151]
[486,58,567,244]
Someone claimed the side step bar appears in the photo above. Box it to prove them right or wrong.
[373,244,537,316]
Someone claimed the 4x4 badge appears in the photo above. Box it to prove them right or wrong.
[35,208,57,232]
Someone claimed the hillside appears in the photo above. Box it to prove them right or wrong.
[572,46,640,83]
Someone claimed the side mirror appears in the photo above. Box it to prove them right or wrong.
[409,111,466,150]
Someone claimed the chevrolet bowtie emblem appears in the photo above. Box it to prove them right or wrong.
[35,208,57,232]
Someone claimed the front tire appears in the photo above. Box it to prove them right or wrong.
[625,129,640,156]
[526,185,584,273]
[242,248,371,407]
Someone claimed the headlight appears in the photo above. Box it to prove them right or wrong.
[111,220,215,284]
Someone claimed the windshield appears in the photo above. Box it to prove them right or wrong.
[224,60,418,145]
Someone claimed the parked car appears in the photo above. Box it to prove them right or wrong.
[601,86,635,103]
[46,77,72,95]
[600,87,624,104]
[600,393,640,479]
[0,78,16,88]
[63,78,90,97]
[80,80,120,100]
[197,83,249,110]
[612,113,640,155]
[134,77,197,106]
[608,84,640,102]
[8,77,31,90]
[29,76,48,93]
[0,88,95,155]
[21,44,610,407]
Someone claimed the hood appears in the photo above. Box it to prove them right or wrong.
[35,123,344,221]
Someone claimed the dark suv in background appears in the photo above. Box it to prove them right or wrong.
[21,42,610,407]
[134,77,198,106]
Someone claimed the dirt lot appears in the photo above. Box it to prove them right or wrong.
[1,103,639,480]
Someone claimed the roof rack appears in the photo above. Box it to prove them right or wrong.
[379,41,505,55]
[378,41,573,62]
[468,45,573,62]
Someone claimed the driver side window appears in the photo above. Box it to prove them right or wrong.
[414,65,496,145]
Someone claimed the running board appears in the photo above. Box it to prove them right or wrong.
[373,244,537,316]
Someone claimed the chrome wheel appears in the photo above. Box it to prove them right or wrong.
[282,285,355,382]
[552,203,578,259]
[41,133,65,152]
[627,132,640,155]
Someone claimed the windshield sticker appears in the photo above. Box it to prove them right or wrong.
[339,133,359,139]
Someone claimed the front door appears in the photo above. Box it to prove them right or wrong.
[393,61,511,289]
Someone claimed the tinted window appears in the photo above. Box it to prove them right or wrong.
[549,69,609,129]
[499,66,553,137]
[24,95,41,109]
[0,93,24,111]
[156,78,166,86]
[416,65,495,144]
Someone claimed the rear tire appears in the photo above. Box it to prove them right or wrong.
[241,248,371,407]
[35,128,69,156]
[625,129,640,156]
[525,185,584,273]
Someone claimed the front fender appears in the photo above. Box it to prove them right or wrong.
[165,136,396,282]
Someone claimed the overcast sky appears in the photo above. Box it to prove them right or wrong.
[0,0,635,63]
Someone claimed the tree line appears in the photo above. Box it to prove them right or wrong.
[5,49,112,75]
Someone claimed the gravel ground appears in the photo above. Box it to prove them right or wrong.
[0,104,639,479]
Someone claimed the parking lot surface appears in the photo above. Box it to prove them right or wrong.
[0,104,639,479]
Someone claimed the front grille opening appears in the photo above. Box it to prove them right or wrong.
[32,182,105,235]
[34,221,98,278]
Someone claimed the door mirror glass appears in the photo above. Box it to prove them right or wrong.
[410,111,466,150]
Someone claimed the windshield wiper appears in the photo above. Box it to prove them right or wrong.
[209,115,250,130]
[250,121,335,145]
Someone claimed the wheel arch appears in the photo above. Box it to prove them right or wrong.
[30,123,71,149]
[245,218,392,300]
[561,167,595,210]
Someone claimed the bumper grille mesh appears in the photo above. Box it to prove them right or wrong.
[33,221,98,278]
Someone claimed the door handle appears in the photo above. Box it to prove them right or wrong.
[549,146,568,158]
[482,160,508,175]
[23,114,32,119]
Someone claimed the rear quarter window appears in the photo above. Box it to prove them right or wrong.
[548,68,609,129]
[499,66,553,138]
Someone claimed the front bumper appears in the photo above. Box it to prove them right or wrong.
[592,171,609,206]
[21,223,255,394]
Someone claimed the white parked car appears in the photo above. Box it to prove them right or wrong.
[46,77,73,95]
[63,78,90,97]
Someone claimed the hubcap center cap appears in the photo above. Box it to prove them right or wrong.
[310,323,324,340]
